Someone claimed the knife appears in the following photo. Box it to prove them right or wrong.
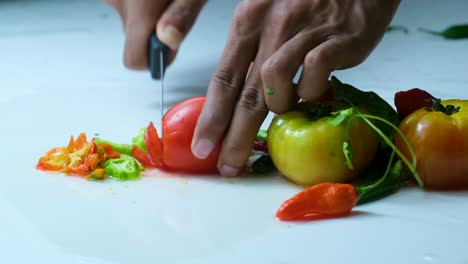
[148,33,170,134]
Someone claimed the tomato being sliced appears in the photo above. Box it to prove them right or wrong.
[161,96,220,174]
[145,122,163,167]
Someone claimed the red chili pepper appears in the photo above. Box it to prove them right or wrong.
[394,88,435,119]
[276,183,358,221]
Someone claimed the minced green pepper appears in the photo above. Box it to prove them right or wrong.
[94,127,148,155]
[94,138,132,155]
[104,155,142,181]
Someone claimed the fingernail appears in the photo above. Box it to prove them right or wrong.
[220,165,239,177]
[158,25,183,50]
[193,139,214,159]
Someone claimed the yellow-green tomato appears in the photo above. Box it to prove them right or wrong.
[267,102,379,186]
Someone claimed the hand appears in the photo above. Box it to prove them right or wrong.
[192,0,400,176]
[106,0,206,69]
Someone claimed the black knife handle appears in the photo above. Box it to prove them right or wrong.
[148,33,170,80]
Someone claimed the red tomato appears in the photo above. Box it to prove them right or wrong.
[396,99,468,189]
[161,97,220,173]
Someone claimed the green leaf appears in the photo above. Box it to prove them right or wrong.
[329,108,354,126]
[330,76,400,142]
[343,140,354,170]
[418,24,468,39]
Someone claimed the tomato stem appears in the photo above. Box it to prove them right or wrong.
[356,113,424,188]
[430,98,460,116]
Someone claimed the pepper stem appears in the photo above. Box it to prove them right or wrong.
[418,27,442,36]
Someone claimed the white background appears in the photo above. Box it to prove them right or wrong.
[0,0,467,263]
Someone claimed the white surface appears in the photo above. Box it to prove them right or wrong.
[1,0,468,263]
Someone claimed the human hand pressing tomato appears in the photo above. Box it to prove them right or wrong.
[106,0,206,69]
[192,0,401,176]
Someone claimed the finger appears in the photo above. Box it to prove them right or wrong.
[217,62,269,176]
[261,30,325,113]
[216,24,288,176]
[123,0,169,70]
[157,0,207,50]
[191,1,269,160]
[297,36,367,101]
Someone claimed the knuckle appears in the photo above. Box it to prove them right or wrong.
[261,58,285,82]
[305,49,329,68]
[270,11,295,34]
[238,86,268,115]
[233,0,269,36]
[210,69,241,97]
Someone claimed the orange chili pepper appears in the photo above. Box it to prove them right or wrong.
[276,183,358,221]
[36,133,115,177]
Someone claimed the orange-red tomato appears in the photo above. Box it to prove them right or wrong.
[396,99,468,189]
[161,97,220,173]
[131,97,221,174]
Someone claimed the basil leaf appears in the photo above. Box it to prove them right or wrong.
[330,76,400,141]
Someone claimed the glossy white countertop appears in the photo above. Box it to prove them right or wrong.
[1,0,467,263]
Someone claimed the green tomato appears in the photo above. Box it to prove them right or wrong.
[267,102,379,186]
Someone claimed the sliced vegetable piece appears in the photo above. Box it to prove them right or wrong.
[85,168,107,180]
[132,127,148,153]
[36,147,68,171]
[132,145,156,168]
[256,130,268,141]
[145,122,163,166]
[104,154,141,181]
[94,138,132,155]
[96,143,121,159]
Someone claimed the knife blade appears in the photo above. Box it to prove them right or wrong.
[148,33,169,134]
